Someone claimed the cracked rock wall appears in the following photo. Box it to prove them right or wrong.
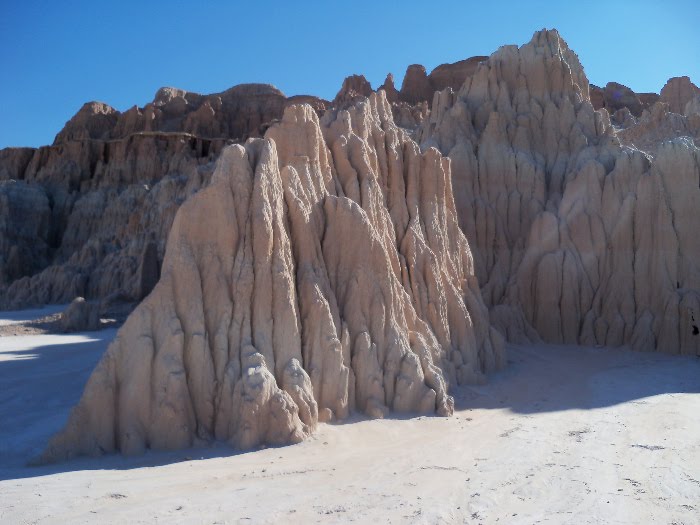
[40,93,504,462]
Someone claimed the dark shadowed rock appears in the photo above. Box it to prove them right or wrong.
[59,297,100,332]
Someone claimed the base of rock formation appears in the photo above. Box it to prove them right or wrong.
[39,92,504,463]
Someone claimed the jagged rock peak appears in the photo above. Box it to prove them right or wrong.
[485,28,589,103]
[400,64,433,104]
[54,101,120,143]
[51,82,322,147]
[418,28,700,356]
[660,76,700,115]
[39,91,504,463]
[590,83,659,119]
[379,73,400,103]
[333,74,373,107]
[428,56,487,92]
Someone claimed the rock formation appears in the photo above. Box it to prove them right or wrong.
[0,85,327,310]
[400,65,434,105]
[59,297,100,332]
[419,29,700,355]
[39,93,504,462]
[0,135,224,309]
[616,100,700,153]
[428,57,487,93]
[0,57,497,312]
[55,84,328,144]
[2,28,699,372]
[334,57,487,132]
[333,75,374,108]
[659,76,700,115]
[589,82,659,117]
[0,180,51,285]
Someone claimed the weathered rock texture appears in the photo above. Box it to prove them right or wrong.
[1,59,491,311]
[334,57,487,132]
[55,84,328,144]
[59,297,100,332]
[0,136,223,308]
[419,29,700,355]
[589,82,658,118]
[0,85,327,310]
[659,76,700,115]
[40,93,504,462]
[3,28,699,373]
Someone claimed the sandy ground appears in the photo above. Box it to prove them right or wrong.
[1,307,699,524]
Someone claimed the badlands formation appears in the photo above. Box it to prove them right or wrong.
[0,29,699,461]
[39,94,505,462]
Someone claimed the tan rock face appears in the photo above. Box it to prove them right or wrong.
[420,29,700,355]
[338,58,488,133]
[590,82,660,118]
[590,84,658,118]
[40,93,504,463]
[379,73,400,103]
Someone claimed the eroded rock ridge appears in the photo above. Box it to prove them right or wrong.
[40,93,504,462]
[419,29,700,355]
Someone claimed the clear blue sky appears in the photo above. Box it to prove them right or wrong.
[1,0,698,149]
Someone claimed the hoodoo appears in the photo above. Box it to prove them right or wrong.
[419,29,700,355]
[39,93,504,462]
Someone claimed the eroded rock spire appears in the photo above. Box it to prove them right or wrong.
[39,92,504,463]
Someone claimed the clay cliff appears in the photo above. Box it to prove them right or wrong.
[2,29,699,363]
[1,26,696,463]
[54,84,328,144]
[419,29,700,354]
[40,93,504,462]
[0,85,327,309]
[589,82,659,118]
[336,57,488,131]
[0,58,486,311]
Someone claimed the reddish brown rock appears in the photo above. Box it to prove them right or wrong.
[603,82,643,116]
[660,76,700,114]
[399,64,433,104]
[590,84,659,117]
[379,73,400,103]
[333,75,373,107]
[428,56,486,92]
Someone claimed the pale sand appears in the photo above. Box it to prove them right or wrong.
[0,307,699,524]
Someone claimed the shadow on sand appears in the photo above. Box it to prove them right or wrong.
[1,336,699,483]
